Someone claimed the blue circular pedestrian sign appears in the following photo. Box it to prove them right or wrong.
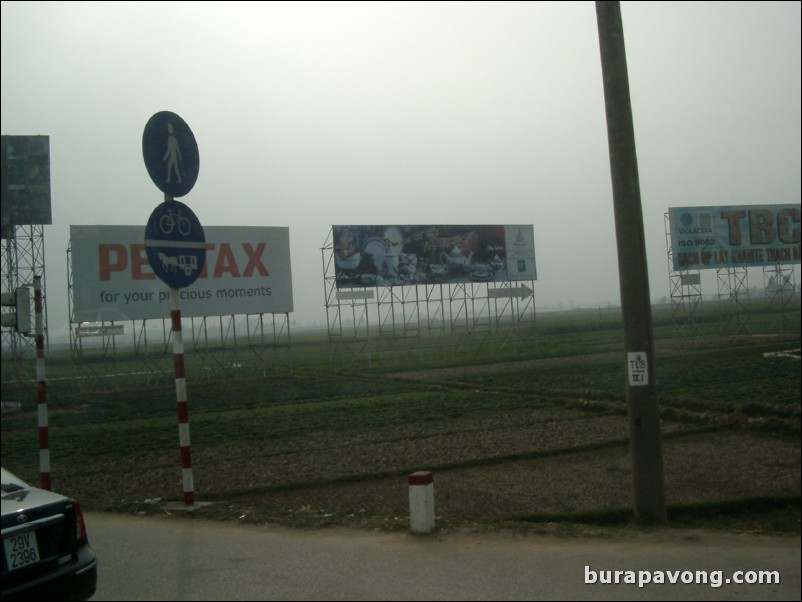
[145,200,206,288]
[142,111,199,198]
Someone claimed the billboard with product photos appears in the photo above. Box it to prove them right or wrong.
[332,224,536,288]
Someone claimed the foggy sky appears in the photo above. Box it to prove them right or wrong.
[2,1,800,334]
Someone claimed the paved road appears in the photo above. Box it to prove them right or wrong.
[86,512,800,601]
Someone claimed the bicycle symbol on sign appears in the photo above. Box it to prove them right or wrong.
[159,208,191,236]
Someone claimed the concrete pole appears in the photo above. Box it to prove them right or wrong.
[595,1,667,525]
[408,471,435,534]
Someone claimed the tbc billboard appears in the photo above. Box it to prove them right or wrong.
[332,225,536,288]
[70,225,293,322]
[668,205,800,271]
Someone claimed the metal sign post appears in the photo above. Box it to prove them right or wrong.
[142,111,204,506]
[170,286,193,505]
[33,276,51,490]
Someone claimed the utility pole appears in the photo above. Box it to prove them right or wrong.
[595,1,667,524]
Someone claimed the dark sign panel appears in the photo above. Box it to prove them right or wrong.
[142,111,200,198]
[1,135,52,228]
[332,224,536,288]
[145,200,206,289]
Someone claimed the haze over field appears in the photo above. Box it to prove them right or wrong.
[2,1,800,336]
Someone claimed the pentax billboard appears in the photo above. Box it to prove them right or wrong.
[332,224,536,288]
[669,205,800,271]
[70,225,293,322]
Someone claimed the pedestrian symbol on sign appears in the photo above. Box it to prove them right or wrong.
[164,122,183,184]
[142,111,199,198]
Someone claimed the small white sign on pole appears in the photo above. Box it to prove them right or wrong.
[627,352,649,387]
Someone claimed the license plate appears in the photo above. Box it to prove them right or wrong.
[4,531,41,571]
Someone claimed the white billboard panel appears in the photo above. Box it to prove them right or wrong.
[669,205,800,271]
[70,225,293,322]
[332,224,536,288]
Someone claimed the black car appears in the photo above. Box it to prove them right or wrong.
[1,468,97,601]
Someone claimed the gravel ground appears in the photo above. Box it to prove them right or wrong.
[60,407,800,533]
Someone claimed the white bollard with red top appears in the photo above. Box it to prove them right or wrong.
[408,471,435,534]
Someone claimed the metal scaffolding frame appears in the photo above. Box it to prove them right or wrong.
[763,263,798,334]
[716,265,751,336]
[1,225,47,378]
[664,213,703,343]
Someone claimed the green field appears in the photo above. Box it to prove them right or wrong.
[1,303,800,534]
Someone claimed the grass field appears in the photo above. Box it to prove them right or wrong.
[1,304,800,535]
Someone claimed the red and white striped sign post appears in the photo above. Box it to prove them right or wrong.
[142,111,203,507]
[170,287,194,505]
[144,197,205,507]
[33,276,51,490]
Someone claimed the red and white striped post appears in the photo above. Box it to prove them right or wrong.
[33,276,51,490]
[171,287,194,505]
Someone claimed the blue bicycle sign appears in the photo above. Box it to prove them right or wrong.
[145,200,206,289]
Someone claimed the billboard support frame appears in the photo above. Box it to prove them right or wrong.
[664,213,704,344]
[2,225,48,383]
[716,266,751,336]
[763,264,797,334]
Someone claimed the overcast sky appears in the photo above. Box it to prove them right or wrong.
[2,1,800,333]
